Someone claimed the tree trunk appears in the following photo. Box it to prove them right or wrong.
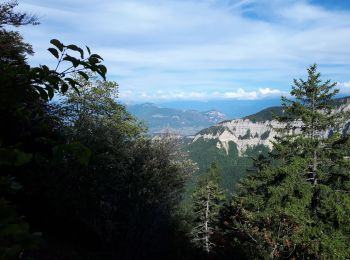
[205,185,210,254]
[311,90,318,185]
[313,149,318,185]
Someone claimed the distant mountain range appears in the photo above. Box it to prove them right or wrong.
[127,103,226,135]
[156,99,282,118]
[126,96,350,194]
[126,96,350,136]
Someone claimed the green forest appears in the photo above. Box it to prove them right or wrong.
[1,2,350,259]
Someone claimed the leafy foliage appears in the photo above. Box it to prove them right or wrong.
[14,73,196,258]
[0,2,108,258]
[32,38,107,100]
[0,1,38,27]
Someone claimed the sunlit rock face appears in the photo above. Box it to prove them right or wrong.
[193,119,281,155]
[193,102,350,156]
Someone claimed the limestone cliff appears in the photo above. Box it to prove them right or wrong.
[192,101,350,155]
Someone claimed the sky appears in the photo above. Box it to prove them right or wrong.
[17,0,350,102]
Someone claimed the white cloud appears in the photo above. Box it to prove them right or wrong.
[222,89,258,99]
[337,81,350,93]
[17,0,350,101]
[259,88,281,95]
[119,87,283,101]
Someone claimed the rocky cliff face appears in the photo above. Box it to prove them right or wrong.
[192,102,350,156]
[193,119,281,155]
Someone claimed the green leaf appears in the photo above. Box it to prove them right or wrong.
[86,45,91,55]
[63,55,80,67]
[47,74,61,89]
[61,83,68,93]
[98,65,107,75]
[46,86,54,99]
[90,54,103,61]
[41,65,50,73]
[33,85,48,100]
[53,142,91,166]
[50,39,64,52]
[0,149,33,166]
[65,77,77,87]
[67,142,91,166]
[67,44,78,50]
[96,65,107,80]
[77,71,89,80]
[71,85,80,95]
[65,78,80,94]
[67,44,84,59]
[88,57,99,65]
[48,48,59,59]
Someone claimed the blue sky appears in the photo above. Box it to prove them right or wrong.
[17,0,350,102]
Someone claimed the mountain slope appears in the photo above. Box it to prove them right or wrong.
[243,106,283,122]
[127,103,225,135]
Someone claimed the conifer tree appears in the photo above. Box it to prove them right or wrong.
[224,64,350,259]
[191,162,226,255]
[273,64,344,185]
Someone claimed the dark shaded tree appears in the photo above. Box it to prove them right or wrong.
[0,2,107,258]
[18,76,197,259]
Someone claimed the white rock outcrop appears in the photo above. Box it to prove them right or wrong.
[193,119,282,155]
[192,102,350,155]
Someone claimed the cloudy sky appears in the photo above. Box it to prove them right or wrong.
[18,0,350,102]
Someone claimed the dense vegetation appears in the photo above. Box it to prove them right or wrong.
[1,2,350,259]
[186,138,269,193]
[243,106,284,122]
[0,2,196,259]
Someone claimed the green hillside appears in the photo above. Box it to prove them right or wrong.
[242,96,350,123]
[243,106,283,122]
[185,137,270,194]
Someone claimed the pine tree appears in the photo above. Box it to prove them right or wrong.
[274,64,344,185]
[224,64,350,259]
[191,162,226,255]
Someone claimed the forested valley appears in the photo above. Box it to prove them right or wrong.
[1,2,350,259]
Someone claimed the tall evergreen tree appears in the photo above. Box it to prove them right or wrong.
[191,162,226,255]
[273,64,344,185]
[223,64,350,259]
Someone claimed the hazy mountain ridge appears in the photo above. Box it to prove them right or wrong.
[127,103,226,135]
[243,95,350,122]
[127,96,350,136]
